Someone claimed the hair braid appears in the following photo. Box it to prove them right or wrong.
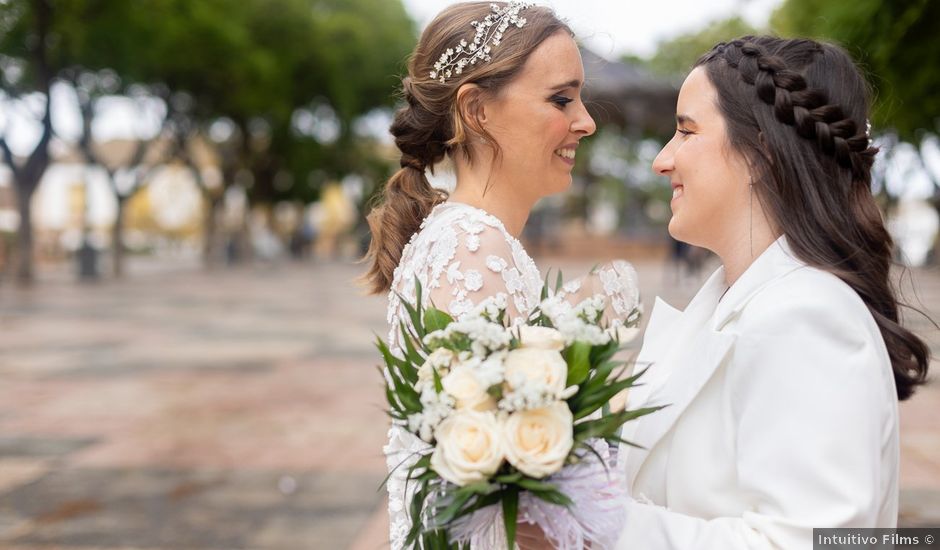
[709,38,877,179]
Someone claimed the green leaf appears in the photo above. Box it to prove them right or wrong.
[541,269,551,302]
[396,290,425,341]
[414,278,424,330]
[514,477,561,493]
[405,480,430,546]
[527,486,574,507]
[385,362,422,414]
[575,441,611,474]
[494,472,523,484]
[555,269,564,293]
[590,338,622,366]
[574,405,667,441]
[570,363,647,416]
[432,366,444,394]
[399,324,424,373]
[375,336,408,371]
[572,382,630,420]
[503,487,518,550]
[424,308,454,334]
[461,491,503,516]
[433,489,476,525]
[564,341,592,386]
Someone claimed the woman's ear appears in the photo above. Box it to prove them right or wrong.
[455,83,488,137]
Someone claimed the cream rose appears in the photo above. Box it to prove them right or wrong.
[503,347,568,395]
[518,325,565,351]
[503,402,573,478]
[442,365,497,411]
[431,410,504,486]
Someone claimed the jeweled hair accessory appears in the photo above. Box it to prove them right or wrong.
[430,2,532,83]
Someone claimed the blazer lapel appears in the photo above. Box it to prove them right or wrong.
[624,268,734,487]
[624,296,683,413]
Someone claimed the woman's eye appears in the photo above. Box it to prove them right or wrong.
[551,95,573,108]
[677,128,693,136]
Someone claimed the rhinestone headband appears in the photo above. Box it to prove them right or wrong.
[429,2,533,83]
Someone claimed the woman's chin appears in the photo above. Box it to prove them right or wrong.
[667,217,689,242]
[543,176,572,197]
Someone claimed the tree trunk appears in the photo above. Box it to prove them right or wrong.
[112,196,126,278]
[202,194,223,267]
[15,187,35,284]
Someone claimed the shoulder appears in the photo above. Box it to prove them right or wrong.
[416,204,509,246]
[726,265,898,433]
[741,265,873,328]
[731,265,891,380]
[416,203,534,265]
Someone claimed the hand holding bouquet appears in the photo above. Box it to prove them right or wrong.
[379,276,662,550]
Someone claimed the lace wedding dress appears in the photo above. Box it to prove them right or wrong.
[383,201,640,549]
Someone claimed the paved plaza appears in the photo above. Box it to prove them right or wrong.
[0,252,938,549]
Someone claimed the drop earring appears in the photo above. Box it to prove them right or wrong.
[749,179,754,258]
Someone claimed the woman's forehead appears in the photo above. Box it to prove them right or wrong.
[515,32,584,89]
[677,67,719,123]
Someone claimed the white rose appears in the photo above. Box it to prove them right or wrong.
[503,347,568,395]
[503,402,573,478]
[442,364,497,411]
[518,325,566,351]
[431,410,504,486]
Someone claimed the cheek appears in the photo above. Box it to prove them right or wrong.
[544,114,569,146]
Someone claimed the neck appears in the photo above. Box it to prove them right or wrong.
[717,227,780,287]
[450,155,534,237]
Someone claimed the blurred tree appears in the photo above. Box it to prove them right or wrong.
[1,0,416,277]
[639,16,758,77]
[168,0,414,258]
[0,0,55,284]
[140,0,299,266]
[0,0,178,279]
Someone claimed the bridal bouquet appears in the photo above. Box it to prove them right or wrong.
[378,276,662,550]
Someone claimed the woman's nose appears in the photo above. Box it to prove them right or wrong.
[572,102,596,137]
[652,139,675,175]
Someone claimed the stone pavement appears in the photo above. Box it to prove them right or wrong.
[0,253,937,550]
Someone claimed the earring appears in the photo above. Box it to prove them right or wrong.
[749,179,754,258]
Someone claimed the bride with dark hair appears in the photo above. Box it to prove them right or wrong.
[607,36,931,549]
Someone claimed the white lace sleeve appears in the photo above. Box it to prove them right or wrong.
[555,260,641,327]
[426,222,537,322]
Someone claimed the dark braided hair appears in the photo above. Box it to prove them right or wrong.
[696,36,929,400]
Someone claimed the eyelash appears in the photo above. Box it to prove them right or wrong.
[677,129,694,136]
[551,95,573,108]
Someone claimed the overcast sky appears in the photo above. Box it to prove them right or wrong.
[401,0,783,58]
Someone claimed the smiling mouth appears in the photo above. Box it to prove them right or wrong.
[554,148,576,161]
[672,185,684,200]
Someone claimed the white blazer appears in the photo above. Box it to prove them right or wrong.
[615,237,900,549]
